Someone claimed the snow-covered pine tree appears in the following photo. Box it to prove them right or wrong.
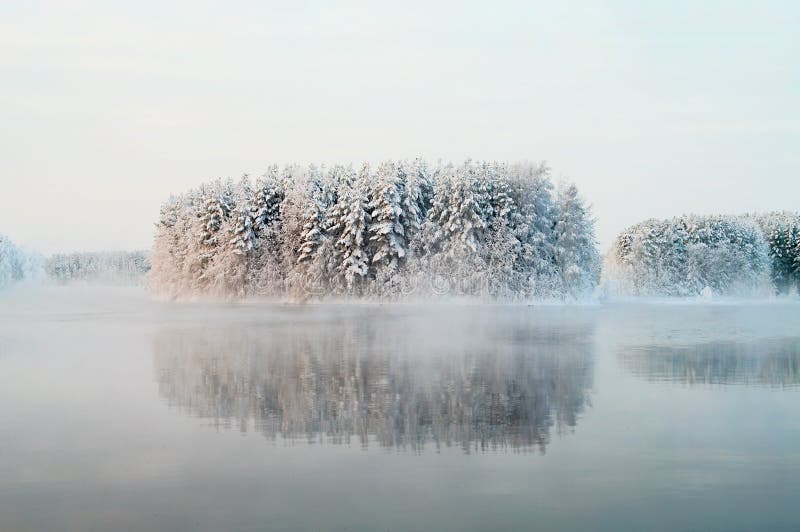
[245,166,287,294]
[205,175,258,296]
[476,161,519,297]
[444,161,487,256]
[507,162,559,297]
[296,167,327,266]
[149,194,189,296]
[229,175,257,257]
[198,179,234,247]
[253,165,284,233]
[292,165,334,298]
[424,161,489,295]
[180,180,235,293]
[276,164,306,268]
[398,158,432,246]
[414,162,454,257]
[553,183,598,298]
[321,165,350,292]
[367,161,406,277]
[483,162,515,229]
[333,165,372,293]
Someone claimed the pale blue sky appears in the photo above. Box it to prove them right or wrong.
[1,0,797,253]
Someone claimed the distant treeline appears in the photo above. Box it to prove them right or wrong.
[603,212,800,296]
[46,251,150,284]
[149,160,599,300]
[0,234,42,289]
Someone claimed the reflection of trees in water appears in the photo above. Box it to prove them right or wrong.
[153,311,594,452]
[619,338,800,387]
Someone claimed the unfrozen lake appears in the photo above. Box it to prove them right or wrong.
[1,287,799,532]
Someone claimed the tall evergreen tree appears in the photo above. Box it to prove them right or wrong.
[368,161,406,273]
[553,183,598,298]
[333,165,372,292]
[399,158,433,244]
[253,165,284,233]
[296,166,327,266]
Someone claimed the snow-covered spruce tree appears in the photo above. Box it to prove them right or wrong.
[366,161,407,294]
[553,183,599,299]
[290,165,335,299]
[322,165,349,293]
[410,162,453,260]
[295,167,326,266]
[399,158,433,245]
[329,165,371,294]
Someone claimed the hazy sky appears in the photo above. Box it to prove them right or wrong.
[1,0,798,254]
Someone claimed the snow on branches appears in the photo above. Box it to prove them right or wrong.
[149,160,600,300]
[602,213,800,297]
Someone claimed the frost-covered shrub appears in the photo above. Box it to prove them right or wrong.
[603,215,771,297]
[149,160,599,301]
[46,251,150,284]
[0,234,42,289]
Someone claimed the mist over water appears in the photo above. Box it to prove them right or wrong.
[1,286,800,531]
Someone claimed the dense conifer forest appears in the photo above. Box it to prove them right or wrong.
[149,160,599,300]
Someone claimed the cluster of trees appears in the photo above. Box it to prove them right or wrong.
[0,234,42,289]
[154,310,594,451]
[751,212,800,294]
[602,213,800,297]
[149,160,599,300]
[46,251,150,284]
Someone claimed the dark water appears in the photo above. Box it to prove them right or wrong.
[1,287,799,531]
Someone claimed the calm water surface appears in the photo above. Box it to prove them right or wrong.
[1,286,799,531]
